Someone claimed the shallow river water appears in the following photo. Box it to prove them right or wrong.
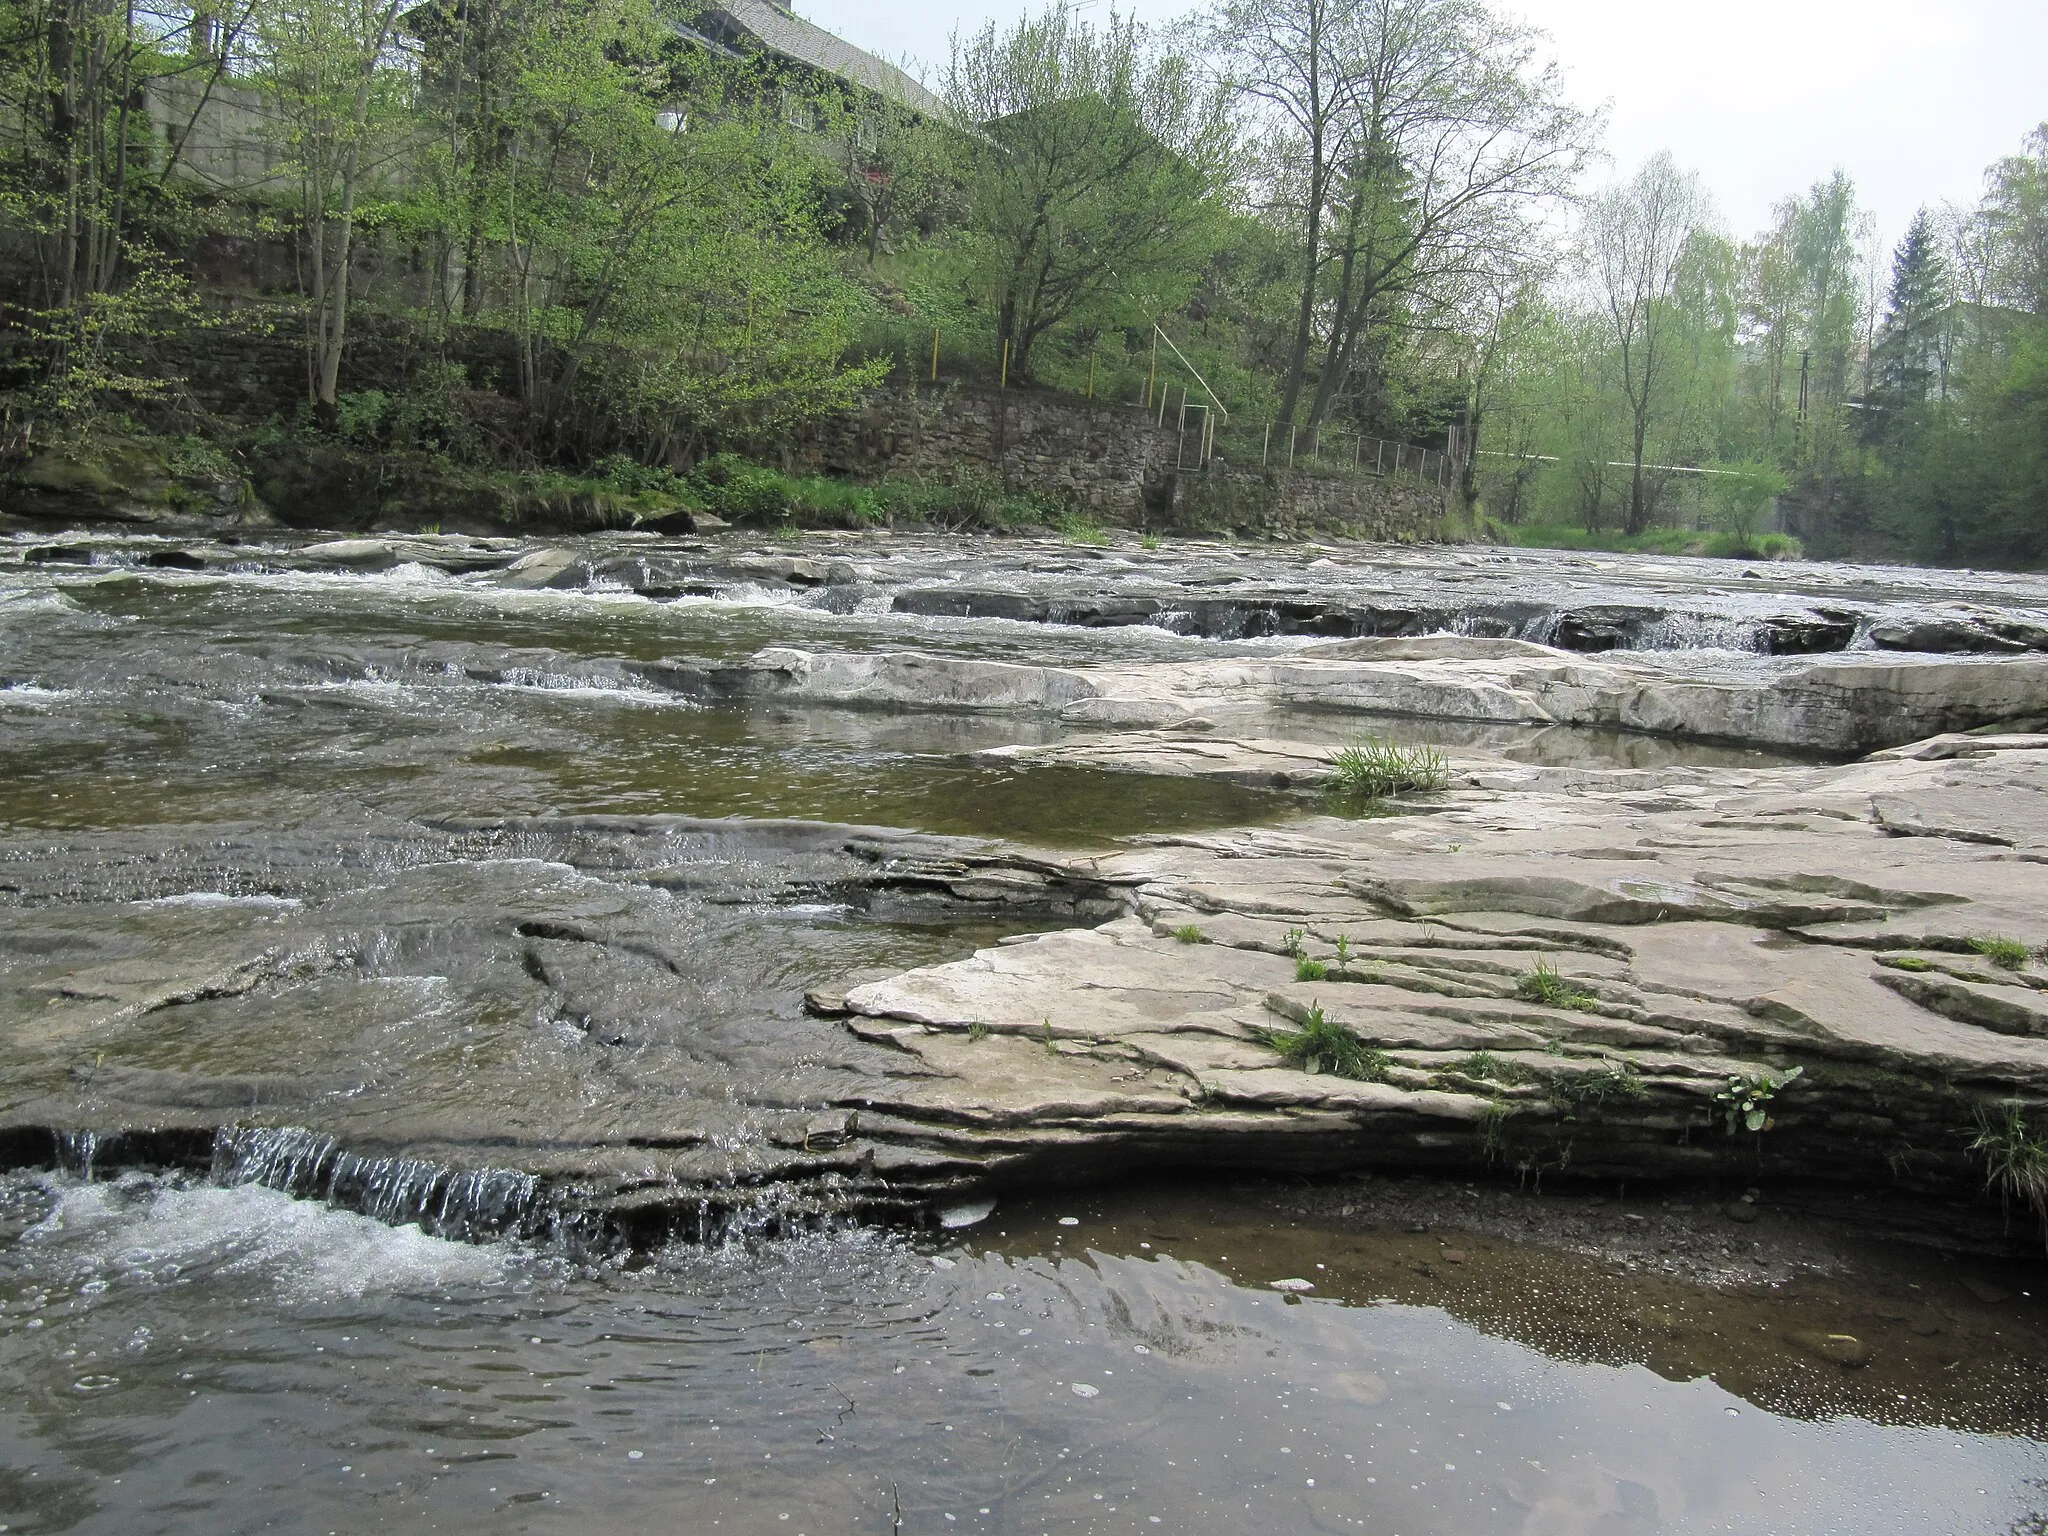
[3,531,2047,1533]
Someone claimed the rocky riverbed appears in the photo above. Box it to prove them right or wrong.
[6,524,2048,1533]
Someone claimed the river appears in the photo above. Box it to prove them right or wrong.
[2,528,2045,1533]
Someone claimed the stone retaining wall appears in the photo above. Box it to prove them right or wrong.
[797,381,1455,539]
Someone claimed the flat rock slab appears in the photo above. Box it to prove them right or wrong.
[830,739,2048,1210]
[714,645,2048,755]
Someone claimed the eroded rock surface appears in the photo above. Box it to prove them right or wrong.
[818,739,2048,1233]
[699,640,2048,754]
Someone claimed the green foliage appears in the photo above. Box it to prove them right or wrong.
[967,1020,990,1043]
[1294,956,1328,982]
[1968,935,2037,971]
[1970,1100,2048,1236]
[1461,1051,1534,1087]
[1172,924,1208,945]
[1547,1060,1646,1117]
[1256,1004,1388,1082]
[1876,953,1935,972]
[943,6,1238,383]
[1517,959,1599,1011]
[1715,1065,1803,1134]
[1478,1095,1515,1158]
[1326,735,1449,799]
[1056,511,1111,546]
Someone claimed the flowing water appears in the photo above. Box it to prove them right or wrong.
[3,529,2047,1533]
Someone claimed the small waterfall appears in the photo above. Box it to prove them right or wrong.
[212,1126,540,1242]
[1631,613,1768,652]
[54,1130,99,1179]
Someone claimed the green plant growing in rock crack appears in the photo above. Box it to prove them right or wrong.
[1715,1065,1803,1134]
[1517,959,1599,1010]
[1282,927,1308,959]
[1969,935,2038,971]
[1877,953,1934,972]
[1295,955,1329,981]
[1256,1004,1388,1081]
[1969,1100,2048,1239]
[967,1021,990,1043]
[1332,934,1357,976]
[1461,1051,1534,1086]
[1547,1060,1646,1119]
[1173,924,1208,945]
[1478,1096,1515,1160]
[1325,735,1449,800]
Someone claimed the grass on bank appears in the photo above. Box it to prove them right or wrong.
[1496,522,1804,561]
[1971,1100,2048,1238]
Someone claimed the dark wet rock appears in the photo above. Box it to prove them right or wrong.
[23,543,97,564]
[1868,617,2033,654]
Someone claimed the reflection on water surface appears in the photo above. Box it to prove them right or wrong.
[1,1174,2043,1535]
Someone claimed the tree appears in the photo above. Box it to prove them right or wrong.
[1583,153,1711,535]
[1213,0,1593,439]
[827,97,962,266]
[944,5,1236,383]
[253,0,413,420]
[1869,209,1950,420]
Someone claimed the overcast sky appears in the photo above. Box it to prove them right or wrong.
[803,0,2047,254]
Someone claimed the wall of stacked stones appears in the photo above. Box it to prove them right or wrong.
[797,382,1454,539]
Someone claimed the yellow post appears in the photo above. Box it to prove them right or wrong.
[1000,339,1010,389]
[1145,329,1158,409]
[1086,352,1095,400]
[930,326,940,381]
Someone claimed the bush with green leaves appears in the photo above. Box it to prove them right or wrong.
[1715,1065,1802,1134]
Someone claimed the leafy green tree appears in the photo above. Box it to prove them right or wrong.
[943,5,1237,383]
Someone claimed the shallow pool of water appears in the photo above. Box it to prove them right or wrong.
[1,1174,2042,1535]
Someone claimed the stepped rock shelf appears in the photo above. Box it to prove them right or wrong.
[10,719,2048,1248]
[6,531,2048,1251]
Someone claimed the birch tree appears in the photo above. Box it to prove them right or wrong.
[1583,153,1709,535]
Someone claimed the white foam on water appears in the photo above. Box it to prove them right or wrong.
[21,1177,514,1301]
[133,891,303,910]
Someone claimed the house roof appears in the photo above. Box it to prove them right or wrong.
[701,0,947,118]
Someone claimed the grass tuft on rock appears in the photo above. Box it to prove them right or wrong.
[1969,935,2037,971]
[1257,1004,1388,1081]
[1172,924,1208,945]
[1548,1060,1646,1117]
[1295,955,1328,981]
[1971,1100,2048,1239]
[1461,1051,1533,1086]
[1517,959,1600,1011]
[1326,734,1449,800]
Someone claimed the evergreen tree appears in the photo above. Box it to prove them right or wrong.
[1869,209,1950,425]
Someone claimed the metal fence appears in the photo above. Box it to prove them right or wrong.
[1217,422,1457,488]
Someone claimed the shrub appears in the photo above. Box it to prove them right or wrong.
[1173,924,1207,945]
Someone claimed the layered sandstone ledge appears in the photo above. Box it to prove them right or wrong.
[811,730,2048,1239]
[689,635,2048,755]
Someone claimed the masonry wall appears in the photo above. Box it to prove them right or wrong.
[796,381,1454,540]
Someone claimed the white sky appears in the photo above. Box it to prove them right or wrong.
[801,0,2048,254]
